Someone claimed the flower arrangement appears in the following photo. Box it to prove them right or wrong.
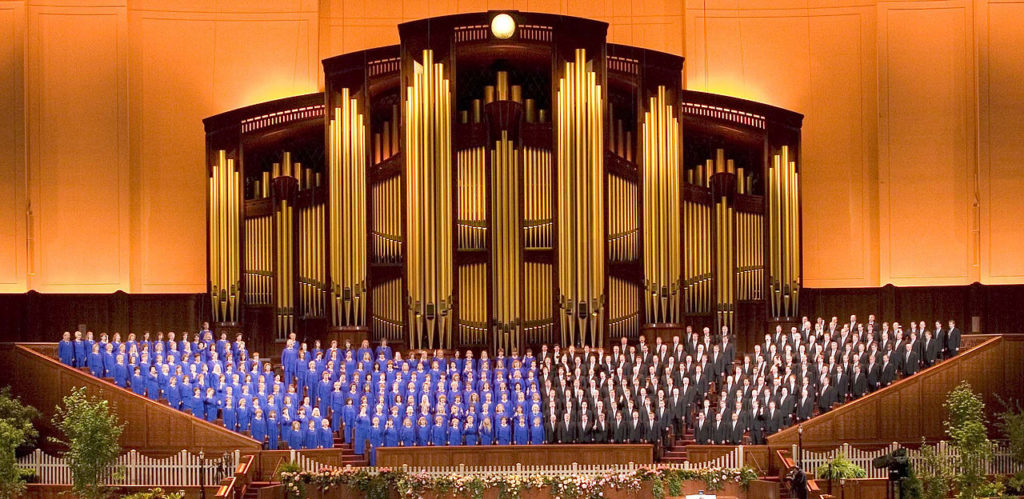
[278,463,759,499]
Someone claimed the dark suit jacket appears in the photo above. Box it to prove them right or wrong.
[901,351,919,376]
[694,420,712,444]
[728,421,744,444]
[556,422,578,443]
[947,328,962,355]
[880,362,896,386]
[592,422,609,443]
[923,339,939,365]
[796,396,815,420]
[818,385,837,412]
[850,372,868,398]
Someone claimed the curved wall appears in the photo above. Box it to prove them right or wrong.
[0,0,1021,293]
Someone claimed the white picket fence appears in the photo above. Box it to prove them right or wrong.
[287,446,745,476]
[796,441,1021,479]
[16,449,240,486]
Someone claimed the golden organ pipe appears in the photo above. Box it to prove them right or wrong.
[329,89,368,327]
[405,50,453,349]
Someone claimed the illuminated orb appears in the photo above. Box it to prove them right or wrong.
[491,13,516,39]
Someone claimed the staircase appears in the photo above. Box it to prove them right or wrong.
[660,427,694,464]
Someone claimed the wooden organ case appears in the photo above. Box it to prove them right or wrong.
[203,11,804,355]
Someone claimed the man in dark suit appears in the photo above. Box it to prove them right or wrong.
[764,400,782,435]
[796,387,815,421]
[545,414,559,444]
[694,411,712,444]
[593,413,610,443]
[933,321,947,359]
[578,414,593,443]
[728,412,744,444]
[833,368,849,402]
[880,353,897,387]
[629,410,647,443]
[818,377,838,413]
[557,412,578,443]
[900,343,919,376]
[712,412,729,445]
[865,357,881,391]
[922,330,939,367]
[947,320,961,357]
[610,411,627,443]
[850,364,868,399]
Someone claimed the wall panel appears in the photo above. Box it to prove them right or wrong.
[27,3,129,292]
[0,2,26,293]
[979,0,1024,284]
[878,2,974,285]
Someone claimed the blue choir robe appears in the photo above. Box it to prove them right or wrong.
[88,353,104,377]
[303,428,319,449]
[447,425,463,446]
[266,420,280,450]
[318,427,334,449]
[530,423,546,445]
[131,374,147,397]
[73,340,87,367]
[368,426,383,465]
[236,406,251,432]
[203,396,219,422]
[113,363,129,388]
[398,426,415,446]
[496,422,512,445]
[317,380,333,413]
[165,386,182,409]
[415,425,430,446]
[251,417,268,445]
[222,406,237,431]
[513,421,529,445]
[59,340,74,366]
[341,405,357,441]
[383,426,398,447]
[285,427,304,450]
[463,423,478,445]
[480,425,494,445]
[102,352,116,377]
[330,391,346,428]
[185,395,203,417]
[430,423,447,446]
[353,415,370,455]
[146,375,161,400]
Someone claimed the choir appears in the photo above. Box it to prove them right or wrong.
[56,314,962,464]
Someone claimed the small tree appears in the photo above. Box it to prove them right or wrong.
[0,386,41,455]
[51,387,125,499]
[944,381,992,499]
[995,396,1024,494]
[0,420,26,499]
[917,442,952,499]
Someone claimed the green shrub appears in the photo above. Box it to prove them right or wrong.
[815,452,867,480]
[50,387,125,499]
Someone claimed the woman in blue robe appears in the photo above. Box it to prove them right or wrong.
[203,387,219,423]
[131,367,147,397]
[266,412,280,450]
[530,415,546,445]
[236,398,252,433]
[353,405,370,455]
[113,355,129,388]
[341,398,357,443]
[284,421,304,450]
[447,418,463,446]
[479,418,494,445]
[330,382,346,429]
[165,377,182,409]
[221,396,237,431]
[88,344,104,378]
[398,418,415,446]
[383,419,398,448]
[59,333,74,366]
[463,415,478,446]
[186,388,204,417]
[415,417,430,446]
[303,420,319,450]
[496,417,512,445]
[317,419,334,449]
[367,417,383,465]
[146,366,161,400]
[430,416,447,446]
[513,416,529,445]
[250,410,268,446]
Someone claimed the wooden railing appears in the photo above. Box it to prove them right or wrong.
[768,335,1024,447]
[2,343,261,454]
[215,454,255,499]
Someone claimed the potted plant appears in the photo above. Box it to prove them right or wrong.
[816,452,867,495]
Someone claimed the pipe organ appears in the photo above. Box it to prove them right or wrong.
[404,50,454,350]
[204,11,803,353]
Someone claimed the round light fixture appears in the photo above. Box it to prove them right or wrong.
[491,13,516,39]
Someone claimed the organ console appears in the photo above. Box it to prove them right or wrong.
[203,11,803,355]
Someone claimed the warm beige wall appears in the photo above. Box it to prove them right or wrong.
[0,0,1020,292]
[686,0,1024,287]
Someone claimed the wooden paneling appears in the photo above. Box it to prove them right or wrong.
[376,444,653,467]
[878,1,974,286]
[0,292,204,342]
[0,1,26,293]
[26,2,130,292]
[799,283,1024,335]
[2,344,260,454]
[767,335,1024,447]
